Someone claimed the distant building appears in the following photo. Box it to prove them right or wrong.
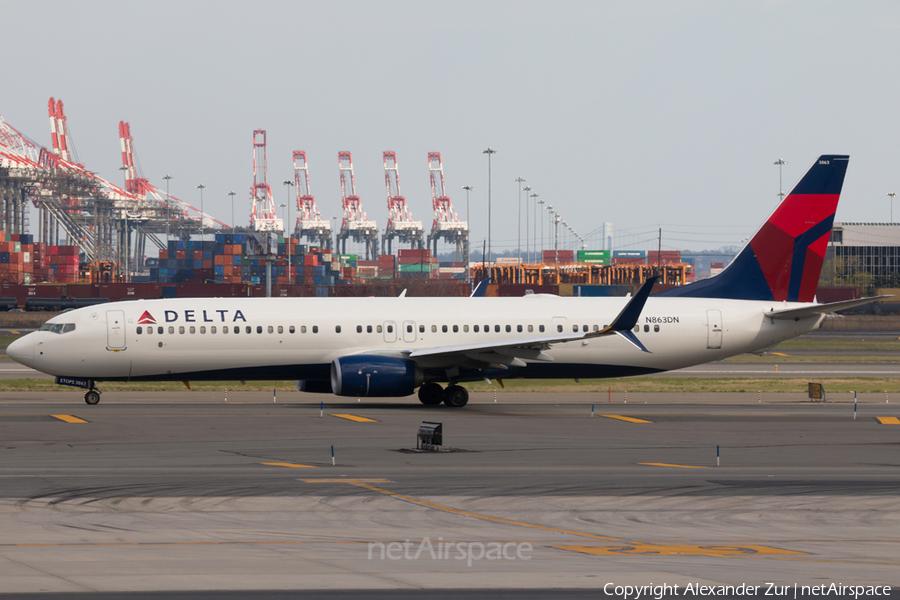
[599,223,613,251]
[824,222,900,287]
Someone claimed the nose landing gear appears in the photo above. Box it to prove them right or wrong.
[83,388,101,405]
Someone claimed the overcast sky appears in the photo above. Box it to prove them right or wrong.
[3,1,899,256]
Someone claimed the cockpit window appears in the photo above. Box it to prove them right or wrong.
[50,324,64,334]
[62,323,76,333]
[40,322,76,334]
[39,323,53,331]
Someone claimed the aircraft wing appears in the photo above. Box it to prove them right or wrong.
[394,277,657,369]
[765,295,891,320]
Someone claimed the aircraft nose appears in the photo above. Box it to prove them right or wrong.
[6,333,34,368]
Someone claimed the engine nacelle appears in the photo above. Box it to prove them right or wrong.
[330,355,421,397]
[295,380,333,394]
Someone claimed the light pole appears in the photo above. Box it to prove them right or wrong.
[163,174,173,245]
[228,191,236,231]
[196,184,206,239]
[483,147,497,263]
[118,166,130,282]
[774,158,787,202]
[538,199,545,260]
[283,180,294,285]
[889,192,897,223]
[531,192,539,264]
[515,177,525,267]
[523,186,532,263]
[462,185,473,275]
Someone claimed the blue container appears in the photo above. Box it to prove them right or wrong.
[232,256,241,265]
[214,266,225,275]
[214,244,224,255]
[0,253,8,263]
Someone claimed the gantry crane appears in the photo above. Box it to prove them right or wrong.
[381,151,423,254]
[249,130,283,233]
[426,152,467,262]
[336,151,378,259]
[292,151,332,249]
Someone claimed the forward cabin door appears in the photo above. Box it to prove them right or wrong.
[106,310,126,350]
[402,320,416,343]
[383,320,397,343]
[706,309,723,349]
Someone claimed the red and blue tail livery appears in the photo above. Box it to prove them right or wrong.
[659,155,849,302]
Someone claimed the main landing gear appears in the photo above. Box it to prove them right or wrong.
[83,386,101,405]
[417,383,469,408]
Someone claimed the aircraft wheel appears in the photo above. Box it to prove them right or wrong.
[442,385,469,408]
[418,383,443,405]
[84,390,101,405]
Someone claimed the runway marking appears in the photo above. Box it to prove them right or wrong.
[50,414,88,424]
[301,478,391,483]
[553,543,806,558]
[261,462,317,469]
[769,352,790,357]
[638,463,707,469]
[340,480,621,541]
[601,414,652,423]
[876,416,900,425]
[331,414,378,422]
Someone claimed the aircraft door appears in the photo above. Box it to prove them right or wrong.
[402,320,416,343]
[383,321,397,343]
[706,309,723,349]
[551,316,568,334]
[106,310,126,350]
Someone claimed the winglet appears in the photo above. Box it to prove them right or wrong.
[470,278,492,297]
[607,276,657,332]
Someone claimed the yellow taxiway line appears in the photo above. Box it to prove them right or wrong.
[601,414,652,423]
[331,414,378,422]
[50,415,88,424]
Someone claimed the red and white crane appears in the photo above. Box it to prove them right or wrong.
[381,151,423,254]
[336,151,378,259]
[426,152,468,261]
[48,98,79,166]
[250,130,283,233]
[292,151,332,249]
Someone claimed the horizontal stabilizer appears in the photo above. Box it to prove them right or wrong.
[765,296,891,320]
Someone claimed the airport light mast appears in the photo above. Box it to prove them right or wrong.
[381,151,423,254]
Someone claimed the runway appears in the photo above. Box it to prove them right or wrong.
[1,393,899,595]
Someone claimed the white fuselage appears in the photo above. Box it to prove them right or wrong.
[10,295,823,383]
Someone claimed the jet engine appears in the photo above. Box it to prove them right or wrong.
[330,356,421,397]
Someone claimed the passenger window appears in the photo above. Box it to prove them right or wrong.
[257,326,263,334]
[246,326,252,334]
[200,326,206,334]
[268,326,274,334]
[136,326,143,335]
[224,326,229,334]
[654,324,660,332]
[644,325,650,332]
[442,325,448,333]
[312,326,318,334]
[517,325,523,333]
[419,325,425,333]
[277,326,283,334]
[147,327,153,335]
[528,325,533,333]
[432,325,437,333]
[453,325,458,333]
[288,326,294,333]
[336,325,342,333]
[583,325,589,332]
[300,326,306,333]
[633,325,639,332]
[407,325,413,333]
[474,325,480,332]
[485,325,490,333]
[387,325,393,333]
[557,325,563,333]
[190,326,196,334]
[211,326,217,334]
[357,325,363,333]
[593,325,600,332]
[234,326,239,334]
[158,326,164,334]
[463,325,469,332]
[572,325,578,332]
[178,326,185,334]
[494,325,500,333]
[368,325,373,333]
[506,325,511,333]
[168,326,175,334]
[539,325,545,333]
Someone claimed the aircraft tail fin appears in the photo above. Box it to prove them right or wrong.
[658,155,849,302]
